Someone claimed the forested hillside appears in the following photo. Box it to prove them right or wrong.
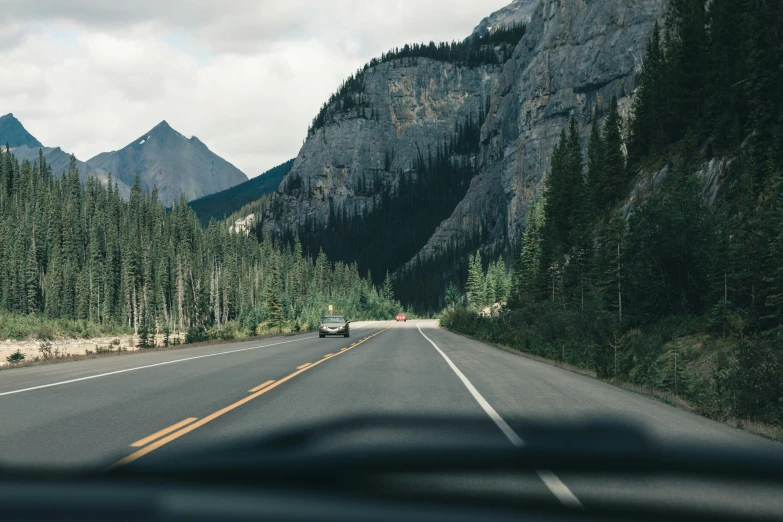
[0,150,400,344]
[443,0,783,428]
[189,159,294,226]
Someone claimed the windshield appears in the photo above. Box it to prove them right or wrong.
[322,316,346,324]
[1,0,782,520]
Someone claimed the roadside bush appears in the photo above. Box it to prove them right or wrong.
[727,334,783,423]
[185,325,209,344]
[6,349,25,363]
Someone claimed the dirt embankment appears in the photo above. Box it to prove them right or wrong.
[0,333,183,367]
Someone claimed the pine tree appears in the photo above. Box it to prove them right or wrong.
[25,233,39,314]
[586,111,605,220]
[629,21,666,165]
[764,173,783,325]
[466,251,484,308]
[383,270,394,300]
[599,96,626,207]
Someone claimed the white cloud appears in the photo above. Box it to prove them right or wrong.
[1,0,512,176]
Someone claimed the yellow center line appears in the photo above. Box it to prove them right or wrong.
[296,363,311,370]
[107,324,393,471]
[130,418,198,448]
[248,380,276,393]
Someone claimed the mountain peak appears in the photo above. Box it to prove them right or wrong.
[472,0,537,37]
[87,121,247,203]
[0,113,43,149]
[148,120,191,141]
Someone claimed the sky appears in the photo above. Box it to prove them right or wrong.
[1,0,511,177]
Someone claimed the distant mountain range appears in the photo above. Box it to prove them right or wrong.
[188,158,294,226]
[1,114,248,203]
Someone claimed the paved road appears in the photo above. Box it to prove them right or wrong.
[1,320,781,516]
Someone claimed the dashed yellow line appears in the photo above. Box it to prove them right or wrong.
[130,418,198,447]
[249,380,276,393]
[297,363,311,370]
[108,324,393,470]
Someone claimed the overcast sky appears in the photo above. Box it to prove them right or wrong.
[1,0,511,177]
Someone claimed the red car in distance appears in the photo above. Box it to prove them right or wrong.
[396,314,407,322]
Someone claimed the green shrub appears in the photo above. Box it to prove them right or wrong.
[6,349,25,363]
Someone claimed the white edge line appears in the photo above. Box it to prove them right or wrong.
[1,322,389,398]
[416,323,523,447]
[416,323,583,510]
[0,337,312,397]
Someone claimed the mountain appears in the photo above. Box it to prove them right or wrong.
[472,0,537,36]
[0,113,132,197]
[412,0,665,266]
[261,0,664,307]
[9,145,133,198]
[189,158,294,225]
[86,120,248,205]
[0,113,42,148]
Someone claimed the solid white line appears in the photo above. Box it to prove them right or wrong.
[416,323,583,510]
[0,336,314,397]
[416,323,523,446]
[1,322,389,398]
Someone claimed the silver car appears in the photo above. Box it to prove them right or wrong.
[318,316,350,338]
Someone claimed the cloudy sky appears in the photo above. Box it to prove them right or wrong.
[1,0,511,177]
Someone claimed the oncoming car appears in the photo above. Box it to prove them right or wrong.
[396,313,407,322]
[318,316,350,338]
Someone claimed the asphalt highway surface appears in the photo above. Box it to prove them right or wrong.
[1,320,781,517]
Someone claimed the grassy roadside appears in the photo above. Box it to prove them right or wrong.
[441,324,783,444]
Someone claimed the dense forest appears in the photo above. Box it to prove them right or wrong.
[0,150,400,346]
[273,111,484,299]
[443,0,783,428]
[188,159,294,226]
[308,24,525,133]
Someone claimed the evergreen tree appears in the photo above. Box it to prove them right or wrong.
[600,96,627,207]
[466,252,484,308]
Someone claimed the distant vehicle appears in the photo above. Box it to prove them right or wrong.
[319,316,349,338]
[396,314,407,322]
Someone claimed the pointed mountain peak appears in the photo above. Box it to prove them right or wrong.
[0,113,43,149]
[148,120,191,141]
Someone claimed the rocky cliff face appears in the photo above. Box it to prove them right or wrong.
[264,0,666,283]
[408,0,665,268]
[263,59,499,236]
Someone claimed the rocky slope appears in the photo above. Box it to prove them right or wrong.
[473,0,538,36]
[87,120,247,205]
[263,58,499,236]
[408,0,665,267]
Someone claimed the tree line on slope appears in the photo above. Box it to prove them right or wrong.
[443,0,783,427]
[0,149,401,345]
[188,159,294,226]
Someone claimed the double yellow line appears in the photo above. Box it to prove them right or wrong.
[108,325,392,470]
